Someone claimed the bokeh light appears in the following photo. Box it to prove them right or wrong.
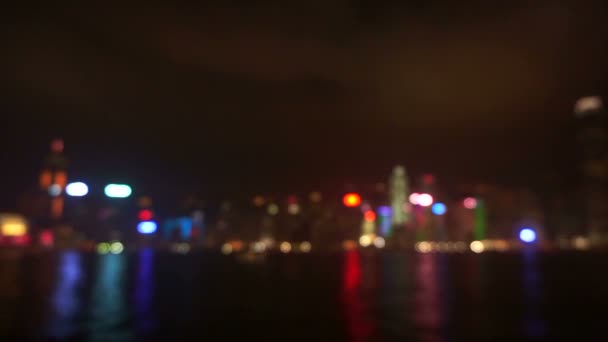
[470,241,484,253]
[431,202,447,215]
[252,196,265,207]
[110,242,124,254]
[280,242,292,253]
[221,243,233,255]
[415,241,431,253]
[104,184,132,198]
[267,203,279,216]
[287,203,300,215]
[409,193,420,205]
[48,184,62,197]
[343,193,361,207]
[519,228,537,243]
[373,236,386,249]
[309,191,322,203]
[359,235,373,247]
[138,209,153,221]
[66,182,89,197]
[97,243,110,254]
[299,241,312,253]
[137,221,157,234]
[364,210,376,222]
[463,197,478,209]
[417,193,434,207]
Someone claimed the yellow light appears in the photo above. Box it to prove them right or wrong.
[280,242,292,253]
[470,241,484,253]
[97,243,110,254]
[573,236,590,250]
[267,204,279,216]
[221,243,233,255]
[415,241,432,253]
[299,241,312,253]
[494,240,509,252]
[110,241,124,254]
[2,222,27,237]
[359,234,373,247]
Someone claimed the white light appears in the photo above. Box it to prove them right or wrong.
[252,241,266,253]
[417,193,434,207]
[287,203,300,215]
[221,243,233,255]
[299,241,312,253]
[359,235,373,247]
[373,236,386,249]
[66,182,89,197]
[280,242,292,253]
[575,96,603,116]
[409,193,420,205]
[110,241,124,254]
[470,241,484,253]
[48,184,62,197]
[104,184,132,198]
[137,221,157,234]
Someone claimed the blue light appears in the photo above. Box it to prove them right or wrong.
[431,202,447,216]
[137,221,157,234]
[519,228,537,243]
[377,206,392,216]
[104,184,132,198]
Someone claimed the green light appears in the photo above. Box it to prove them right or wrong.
[110,241,124,254]
[97,242,110,254]
[473,198,487,240]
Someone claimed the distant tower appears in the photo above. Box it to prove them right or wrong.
[389,165,411,228]
[39,139,68,222]
[574,96,608,244]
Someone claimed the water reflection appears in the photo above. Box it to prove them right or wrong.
[48,251,83,338]
[522,250,545,338]
[342,250,375,341]
[134,249,155,335]
[413,253,445,341]
[89,253,131,341]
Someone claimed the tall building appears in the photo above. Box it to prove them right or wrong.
[389,165,411,229]
[574,96,608,244]
[39,139,68,224]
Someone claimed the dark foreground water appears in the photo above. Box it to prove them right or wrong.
[0,249,607,341]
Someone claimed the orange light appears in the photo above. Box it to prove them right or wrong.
[54,171,67,188]
[51,197,64,218]
[343,193,361,207]
[40,170,52,189]
[364,210,376,222]
[138,209,153,221]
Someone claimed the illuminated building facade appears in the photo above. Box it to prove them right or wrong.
[575,96,608,244]
[39,139,68,224]
[389,165,411,229]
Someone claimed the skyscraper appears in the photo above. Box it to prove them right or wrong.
[574,96,608,244]
[389,165,411,229]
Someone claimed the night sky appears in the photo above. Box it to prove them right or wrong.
[2,1,608,209]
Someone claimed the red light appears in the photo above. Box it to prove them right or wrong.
[364,210,376,222]
[138,209,154,221]
[463,197,478,209]
[287,195,298,204]
[423,174,435,185]
[40,230,54,247]
[343,193,361,207]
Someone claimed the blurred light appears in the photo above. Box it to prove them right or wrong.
[279,242,292,253]
[97,243,110,254]
[137,221,157,234]
[573,236,590,250]
[252,241,266,254]
[287,203,300,215]
[66,182,88,197]
[104,184,132,198]
[409,193,420,205]
[470,241,484,253]
[51,139,64,153]
[431,203,447,215]
[360,202,371,213]
[342,240,357,250]
[454,241,467,252]
[2,222,27,236]
[267,203,279,216]
[417,193,434,207]
[575,96,603,116]
[40,171,52,189]
[40,229,54,247]
[378,206,392,216]
[373,236,385,249]
[359,235,373,247]
[299,241,312,253]
[343,193,361,207]
[55,172,67,188]
[110,242,124,254]
[309,191,322,203]
[463,197,478,209]
[364,210,376,222]
[137,196,153,208]
[437,242,448,252]
[221,243,233,255]
[51,197,64,218]
[519,228,537,243]
[253,196,265,207]
[138,209,153,221]
[423,174,435,185]
[494,240,509,251]
[173,243,190,254]
[415,241,431,253]
[48,184,62,197]
[229,240,244,252]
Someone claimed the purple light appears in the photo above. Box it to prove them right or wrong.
[377,206,392,216]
